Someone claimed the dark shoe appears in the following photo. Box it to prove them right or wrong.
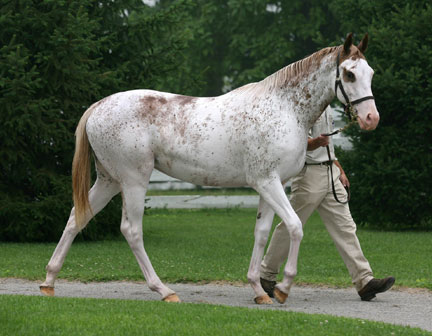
[358,276,395,301]
[260,278,276,298]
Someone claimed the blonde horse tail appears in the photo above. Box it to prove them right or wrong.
[72,107,94,230]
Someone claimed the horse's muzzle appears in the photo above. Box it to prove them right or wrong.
[358,110,379,130]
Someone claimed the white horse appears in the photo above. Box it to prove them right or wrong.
[40,33,379,304]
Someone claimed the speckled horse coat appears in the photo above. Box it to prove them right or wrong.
[41,34,379,304]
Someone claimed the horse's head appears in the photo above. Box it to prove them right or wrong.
[336,33,379,131]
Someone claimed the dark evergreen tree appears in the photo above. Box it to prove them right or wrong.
[223,0,340,90]
[0,0,199,241]
[156,0,341,96]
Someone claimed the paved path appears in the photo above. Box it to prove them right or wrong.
[1,278,431,332]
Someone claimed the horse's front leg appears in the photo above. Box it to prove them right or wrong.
[255,177,303,304]
[247,197,275,304]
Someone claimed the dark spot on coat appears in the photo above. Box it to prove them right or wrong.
[174,95,196,106]
[139,96,160,124]
[302,87,312,99]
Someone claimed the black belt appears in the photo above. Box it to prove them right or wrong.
[305,160,333,166]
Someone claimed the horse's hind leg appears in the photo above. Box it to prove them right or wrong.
[40,168,120,296]
[120,179,179,302]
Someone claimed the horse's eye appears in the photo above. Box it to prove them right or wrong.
[347,72,355,80]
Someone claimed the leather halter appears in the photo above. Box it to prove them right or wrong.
[319,52,376,204]
[335,52,375,122]
[318,52,376,204]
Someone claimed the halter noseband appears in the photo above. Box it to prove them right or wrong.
[335,53,375,122]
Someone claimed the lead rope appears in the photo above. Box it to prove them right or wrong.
[323,118,352,205]
[325,144,350,204]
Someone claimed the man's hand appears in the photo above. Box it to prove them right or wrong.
[307,135,330,151]
[339,173,350,188]
[334,160,350,188]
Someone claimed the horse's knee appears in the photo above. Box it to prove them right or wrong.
[287,220,303,242]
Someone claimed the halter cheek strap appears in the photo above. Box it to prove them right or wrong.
[335,53,375,121]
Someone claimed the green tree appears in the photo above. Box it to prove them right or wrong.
[157,0,342,95]
[224,0,340,89]
[0,0,199,241]
[156,0,233,96]
[332,0,432,229]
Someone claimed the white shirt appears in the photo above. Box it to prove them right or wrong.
[305,106,336,164]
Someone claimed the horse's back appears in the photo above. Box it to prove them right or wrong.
[85,90,251,186]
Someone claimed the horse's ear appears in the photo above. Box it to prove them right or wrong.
[343,33,353,54]
[357,33,369,53]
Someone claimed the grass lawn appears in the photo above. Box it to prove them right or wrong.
[1,295,429,336]
[0,209,431,290]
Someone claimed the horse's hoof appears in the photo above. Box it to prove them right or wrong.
[40,285,55,297]
[163,293,181,303]
[274,288,288,304]
[254,294,273,305]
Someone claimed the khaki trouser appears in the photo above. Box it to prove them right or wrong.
[260,163,373,291]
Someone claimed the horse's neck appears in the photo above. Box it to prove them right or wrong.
[223,51,336,130]
[279,53,336,128]
[297,58,334,127]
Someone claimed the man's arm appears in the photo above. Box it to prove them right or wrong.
[307,135,329,150]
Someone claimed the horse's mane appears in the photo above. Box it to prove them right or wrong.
[233,45,342,96]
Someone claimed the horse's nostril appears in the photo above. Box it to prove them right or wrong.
[365,112,380,129]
